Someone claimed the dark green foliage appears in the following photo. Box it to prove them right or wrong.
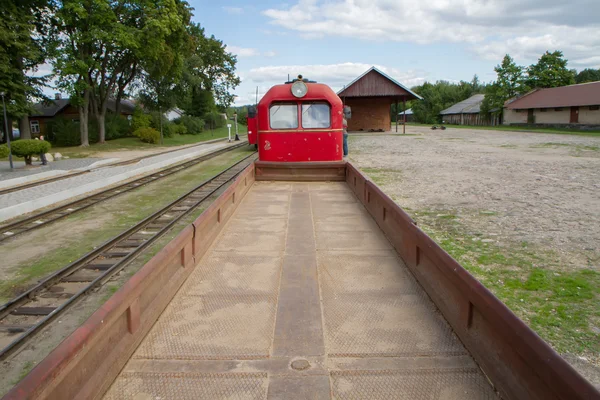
[47,118,98,146]
[131,107,151,132]
[0,0,51,133]
[575,68,600,84]
[176,115,204,135]
[525,51,575,89]
[149,112,174,138]
[90,115,132,140]
[11,139,51,164]
[410,76,484,124]
[183,89,216,118]
[204,111,225,129]
[133,127,160,144]
[0,144,9,158]
[170,124,187,135]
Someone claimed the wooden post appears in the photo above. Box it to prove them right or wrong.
[395,98,398,133]
[403,96,406,134]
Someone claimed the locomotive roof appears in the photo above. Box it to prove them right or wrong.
[259,81,342,105]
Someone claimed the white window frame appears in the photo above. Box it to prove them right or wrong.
[30,120,40,134]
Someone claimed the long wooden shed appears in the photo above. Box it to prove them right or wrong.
[338,67,422,132]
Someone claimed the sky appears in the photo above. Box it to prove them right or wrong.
[188,0,600,106]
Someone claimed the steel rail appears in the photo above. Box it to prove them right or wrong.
[0,142,248,242]
[0,136,243,196]
[0,152,257,360]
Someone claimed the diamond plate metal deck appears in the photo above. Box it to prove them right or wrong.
[104,181,496,399]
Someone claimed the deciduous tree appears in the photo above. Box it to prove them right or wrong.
[525,50,575,89]
[0,0,52,142]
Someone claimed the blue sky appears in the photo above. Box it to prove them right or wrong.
[190,0,600,105]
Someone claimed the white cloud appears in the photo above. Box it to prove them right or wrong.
[227,46,260,57]
[234,62,426,105]
[263,0,600,68]
[222,6,243,15]
[226,46,278,58]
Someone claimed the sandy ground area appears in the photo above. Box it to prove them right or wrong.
[348,126,600,270]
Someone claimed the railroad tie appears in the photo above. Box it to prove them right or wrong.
[12,306,56,316]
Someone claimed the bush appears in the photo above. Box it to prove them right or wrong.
[133,127,160,144]
[0,144,8,158]
[170,124,187,136]
[176,115,204,135]
[11,139,51,165]
[204,111,225,129]
[132,107,151,132]
[47,117,98,146]
[90,115,132,140]
[149,112,175,138]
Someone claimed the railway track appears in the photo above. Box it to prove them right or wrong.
[0,152,257,360]
[0,136,240,196]
[0,142,248,242]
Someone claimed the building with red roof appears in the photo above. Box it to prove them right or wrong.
[503,81,600,127]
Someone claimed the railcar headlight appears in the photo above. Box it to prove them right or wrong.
[291,81,308,98]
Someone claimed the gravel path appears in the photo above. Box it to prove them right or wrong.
[0,158,104,181]
[348,126,600,269]
[0,141,231,214]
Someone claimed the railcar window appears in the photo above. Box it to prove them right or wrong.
[301,103,331,128]
[269,104,298,129]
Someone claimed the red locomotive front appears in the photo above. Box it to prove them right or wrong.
[256,77,344,162]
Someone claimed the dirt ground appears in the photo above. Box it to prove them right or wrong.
[349,126,600,268]
[348,125,600,385]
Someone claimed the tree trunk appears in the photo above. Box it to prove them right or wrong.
[80,89,90,147]
[20,115,31,139]
[97,110,106,143]
[115,89,123,116]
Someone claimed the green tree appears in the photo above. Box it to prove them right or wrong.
[575,68,600,84]
[481,54,525,118]
[410,78,484,124]
[525,50,575,89]
[53,0,192,145]
[177,23,240,114]
[0,0,52,142]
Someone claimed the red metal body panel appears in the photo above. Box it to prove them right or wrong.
[247,116,257,145]
[257,82,344,162]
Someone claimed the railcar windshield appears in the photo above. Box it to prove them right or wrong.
[301,102,331,128]
[269,103,298,129]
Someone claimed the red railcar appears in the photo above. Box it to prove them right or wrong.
[256,77,344,162]
[247,106,257,147]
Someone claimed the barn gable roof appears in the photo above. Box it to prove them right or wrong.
[441,94,486,115]
[337,67,422,100]
[505,81,600,109]
[31,98,136,117]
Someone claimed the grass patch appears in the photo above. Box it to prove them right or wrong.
[12,361,34,385]
[0,147,254,302]
[529,142,600,156]
[361,167,402,186]
[499,144,517,148]
[411,208,600,357]
[479,210,498,216]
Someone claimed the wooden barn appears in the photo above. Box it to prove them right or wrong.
[440,94,500,126]
[338,67,421,132]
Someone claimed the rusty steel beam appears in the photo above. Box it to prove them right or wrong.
[255,161,346,181]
